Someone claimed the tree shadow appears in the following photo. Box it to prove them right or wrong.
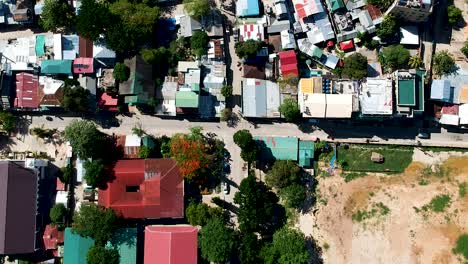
[110,227,137,248]
[306,236,324,264]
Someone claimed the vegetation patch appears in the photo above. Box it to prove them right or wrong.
[453,234,468,261]
[338,144,413,173]
[459,183,466,198]
[342,172,367,182]
[351,202,390,222]
[422,194,451,213]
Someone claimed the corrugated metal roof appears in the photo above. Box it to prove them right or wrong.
[430,80,451,102]
[236,0,260,17]
[299,140,314,167]
[40,60,72,75]
[64,228,94,264]
[242,78,267,117]
[175,91,199,108]
[255,136,299,161]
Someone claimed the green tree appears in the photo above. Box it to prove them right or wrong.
[84,159,106,188]
[265,160,301,189]
[234,174,285,235]
[235,40,263,59]
[233,129,254,150]
[62,86,91,113]
[376,15,398,40]
[447,5,462,26]
[0,111,16,134]
[86,245,120,264]
[50,203,67,224]
[76,0,112,41]
[433,50,457,77]
[191,31,209,57]
[279,98,301,123]
[60,165,74,184]
[409,55,423,68]
[221,85,233,99]
[462,41,468,58]
[262,227,310,264]
[139,145,151,159]
[453,234,468,261]
[199,218,237,263]
[141,47,170,64]
[64,120,104,159]
[380,45,410,71]
[186,202,223,226]
[40,0,75,32]
[109,0,160,35]
[343,53,368,79]
[183,0,211,18]
[220,108,232,122]
[104,22,141,54]
[240,232,262,264]
[279,184,307,209]
[72,203,120,245]
[113,63,130,82]
[367,0,393,10]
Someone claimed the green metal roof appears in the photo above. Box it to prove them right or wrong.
[35,35,45,57]
[122,56,154,105]
[175,91,199,108]
[299,140,314,167]
[255,136,299,161]
[415,70,425,112]
[311,45,323,59]
[191,83,200,92]
[107,228,137,264]
[41,60,72,75]
[142,136,155,149]
[330,0,345,11]
[398,79,416,106]
[64,228,94,264]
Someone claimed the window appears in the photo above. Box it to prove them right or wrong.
[126,186,140,192]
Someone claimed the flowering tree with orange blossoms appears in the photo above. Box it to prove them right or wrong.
[170,134,210,181]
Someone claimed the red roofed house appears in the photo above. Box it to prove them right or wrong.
[73,58,94,74]
[144,225,198,264]
[98,159,184,219]
[99,92,118,111]
[43,224,64,256]
[14,72,39,109]
[278,50,299,77]
[339,40,354,52]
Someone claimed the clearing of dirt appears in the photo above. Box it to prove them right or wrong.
[298,149,468,264]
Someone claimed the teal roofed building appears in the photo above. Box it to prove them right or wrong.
[64,228,94,264]
[142,136,155,149]
[176,91,199,108]
[328,0,345,12]
[40,60,73,75]
[120,56,155,106]
[299,140,314,167]
[395,70,425,117]
[107,228,137,264]
[255,136,299,161]
[35,35,45,57]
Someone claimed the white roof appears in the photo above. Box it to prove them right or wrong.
[440,114,459,126]
[300,93,326,118]
[55,191,68,207]
[178,61,199,72]
[360,78,393,115]
[326,94,353,118]
[275,2,287,16]
[53,34,62,60]
[239,23,265,41]
[125,134,141,147]
[400,26,419,45]
[459,104,468,125]
[280,30,296,50]
[39,76,64,95]
[266,81,281,117]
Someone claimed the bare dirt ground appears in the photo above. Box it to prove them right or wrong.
[298,149,468,264]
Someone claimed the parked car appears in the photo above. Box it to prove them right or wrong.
[222,181,230,194]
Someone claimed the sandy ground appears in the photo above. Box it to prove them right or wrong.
[299,149,468,264]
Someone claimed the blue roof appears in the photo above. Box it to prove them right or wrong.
[299,140,314,167]
[64,228,94,264]
[236,0,260,17]
[255,136,299,161]
[430,79,452,103]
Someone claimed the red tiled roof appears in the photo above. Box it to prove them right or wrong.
[43,224,64,250]
[79,36,93,58]
[56,178,65,191]
[144,225,198,264]
[278,50,299,77]
[340,40,354,51]
[98,159,184,219]
[73,58,94,74]
[14,73,39,109]
[363,5,382,20]
[99,93,118,111]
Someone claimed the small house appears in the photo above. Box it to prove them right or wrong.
[40,60,73,76]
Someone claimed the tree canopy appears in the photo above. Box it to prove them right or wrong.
[40,0,75,32]
[113,63,130,82]
[141,47,170,65]
[64,120,104,160]
[343,53,368,79]
[409,55,423,68]
[265,160,302,189]
[50,203,67,224]
[109,0,159,35]
[433,50,457,77]
[235,40,263,59]
[86,245,120,264]
[183,0,211,18]
[462,41,468,58]
[199,218,237,263]
[233,130,258,164]
[221,85,233,99]
[0,111,16,134]
[84,159,106,188]
[170,134,210,180]
[278,98,301,123]
[376,15,398,40]
[76,0,111,41]
[279,184,307,209]
[447,5,462,26]
[60,165,74,184]
[453,234,468,261]
[61,86,91,113]
[72,203,120,245]
[234,174,285,236]
[380,45,410,71]
[240,232,262,264]
[185,202,223,226]
[262,227,310,264]
[191,31,209,57]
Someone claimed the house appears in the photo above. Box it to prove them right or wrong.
[79,36,93,58]
[326,0,345,12]
[14,72,39,109]
[201,10,224,37]
[400,25,419,45]
[255,136,299,161]
[274,0,289,20]
[64,228,94,264]
[99,92,118,111]
[73,57,94,74]
[1,36,37,71]
[144,225,198,264]
[236,0,260,17]
[36,35,46,58]
[40,60,73,76]
[38,76,64,108]
[156,77,177,116]
[53,34,62,60]
[176,61,201,113]
[179,15,202,38]
[108,228,137,264]
[394,70,425,117]
[268,19,292,34]
[0,161,38,254]
[78,75,97,96]
[116,134,142,159]
[43,224,64,256]
[239,23,265,41]
[280,30,296,50]
[62,34,80,60]
[242,78,281,118]
[278,50,299,77]
[339,40,354,52]
[385,0,433,22]
[93,43,116,68]
[430,80,453,103]
[119,56,155,106]
[360,78,393,115]
[243,64,266,79]
[293,0,335,44]
[98,159,184,219]
[299,140,314,167]
[297,38,323,59]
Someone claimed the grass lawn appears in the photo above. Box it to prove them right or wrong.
[338,144,413,173]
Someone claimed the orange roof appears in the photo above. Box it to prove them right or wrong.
[459,85,468,103]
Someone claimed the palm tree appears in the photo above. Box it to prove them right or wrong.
[409,55,423,69]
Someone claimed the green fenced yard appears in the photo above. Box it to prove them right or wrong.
[337,144,414,173]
